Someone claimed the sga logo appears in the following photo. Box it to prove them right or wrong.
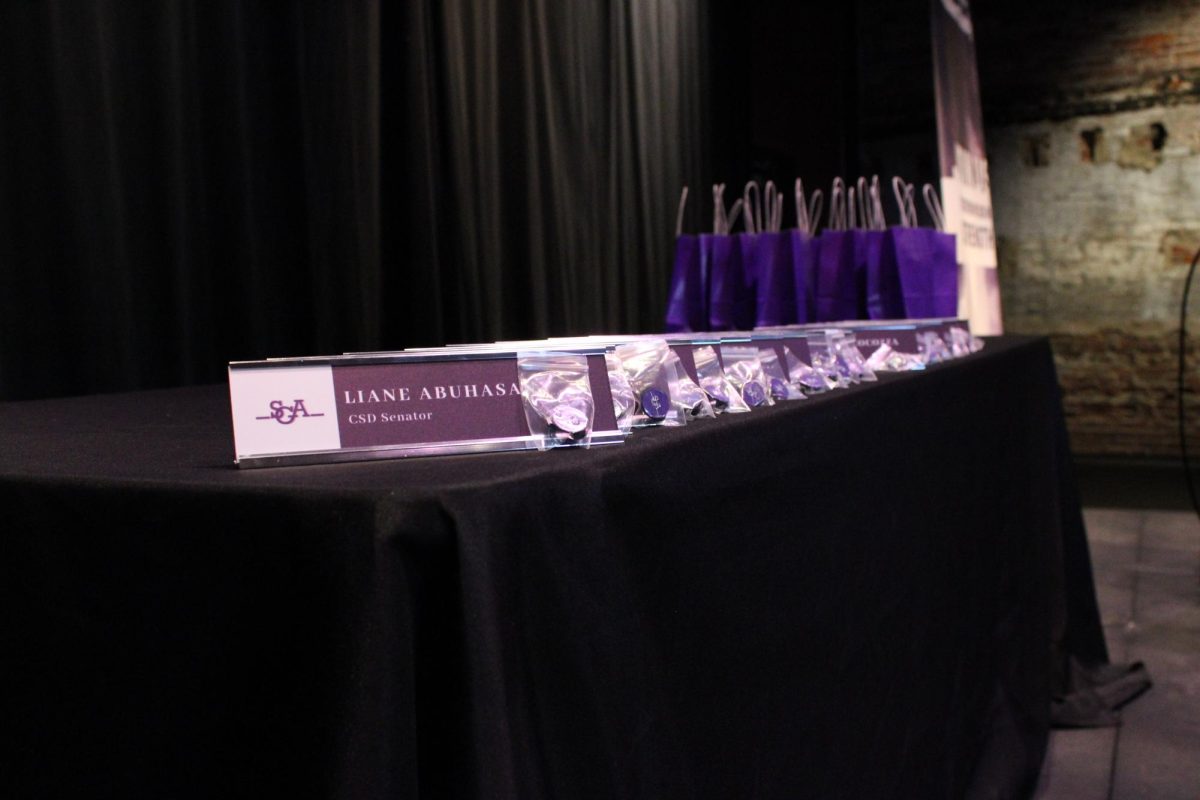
[255,399,326,425]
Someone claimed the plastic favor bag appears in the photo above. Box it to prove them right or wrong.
[693,345,750,414]
[615,340,686,427]
[606,352,637,434]
[946,325,984,358]
[722,346,774,408]
[918,331,952,364]
[782,347,831,394]
[808,332,852,388]
[865,343,925,372]
[759,346,805,401]
[666,350,715,420]
[837,332,877,382]
[518,352,596,450]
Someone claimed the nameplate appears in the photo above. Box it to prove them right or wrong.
[852,327,920,354]
[229,351,621,468]
[758,319,964,357]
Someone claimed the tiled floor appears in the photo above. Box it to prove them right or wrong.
[1032,508,1200,799]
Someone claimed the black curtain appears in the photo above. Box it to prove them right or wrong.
[0,1,710,401]
[383,0,711,348]
[0,1,380,400]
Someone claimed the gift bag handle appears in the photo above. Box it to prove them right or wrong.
[923,184,946,232]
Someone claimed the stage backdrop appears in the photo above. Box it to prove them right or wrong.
[0,1,709,401]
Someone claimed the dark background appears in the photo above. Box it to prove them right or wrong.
[0,0,955,402]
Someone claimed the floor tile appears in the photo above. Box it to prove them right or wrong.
[1091,537,1139,633]
[1110,676,1200,800]
[1082,509,1144,547]
[1140,511,1200,551]
[1110,507,1200,800]
[1089,536,1139,565]
[1032,728,1117,799]
[1095,582,1136,629]
[1035,503,1199,798]
[1124,621,1200,684]
[1132,579,1200,634]
[1104,623,1131,664]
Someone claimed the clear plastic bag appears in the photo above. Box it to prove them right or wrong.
[946,325,984,357]
[865,342,925,372]
[808,333,851,388]
[605,352,637,434]
[722,346,774,408]
[693,345,750,413]
[666,350,715,419]
[614,340,685,427]
[518,352,595,450]
[837,332,877,382]
[759,346,805,401]
[783,347,832,394]
[918,331,952,364]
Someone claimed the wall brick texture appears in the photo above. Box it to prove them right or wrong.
[975,0,1200,458]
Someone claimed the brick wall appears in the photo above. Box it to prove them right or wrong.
[975,0,1200,458]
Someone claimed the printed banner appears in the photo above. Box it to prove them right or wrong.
[931,0,1004,334]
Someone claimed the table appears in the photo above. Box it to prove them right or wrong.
[2,336,1107,799]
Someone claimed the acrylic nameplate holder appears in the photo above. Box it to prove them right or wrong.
[583,333,734,384]
[229,347,622,468]
[816,318,968,343]
[845,324,921,355]
[757,319,969,355]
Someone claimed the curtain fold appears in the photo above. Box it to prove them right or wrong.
[0,1,706,400]
[383,0,710,345]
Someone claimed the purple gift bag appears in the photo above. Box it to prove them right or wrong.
[664,234,704,331]
[891,227,958,318]
[708,233,754,331]
[864,229,906,320]
[754,232,796,327]
[930,230,958,317]
[814,229,859,321]
[747,180,795,327]
[812,179,861,322]
[850,229,883,319]
[922,182,959,318]
[789,180,822,324]
[882,179,960,319]
[790,231,817,323]
[836,174,902,320]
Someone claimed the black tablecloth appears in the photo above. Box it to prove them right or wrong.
[2,336,1107,799]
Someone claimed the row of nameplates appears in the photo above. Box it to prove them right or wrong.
[228,318,976,468]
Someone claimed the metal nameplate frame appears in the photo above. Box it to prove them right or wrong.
[229,347,623,468]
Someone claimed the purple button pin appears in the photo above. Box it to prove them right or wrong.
[742,380,766,407]
[700,378,730,406]
[551,405,590,434]
[640,387,669,420]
